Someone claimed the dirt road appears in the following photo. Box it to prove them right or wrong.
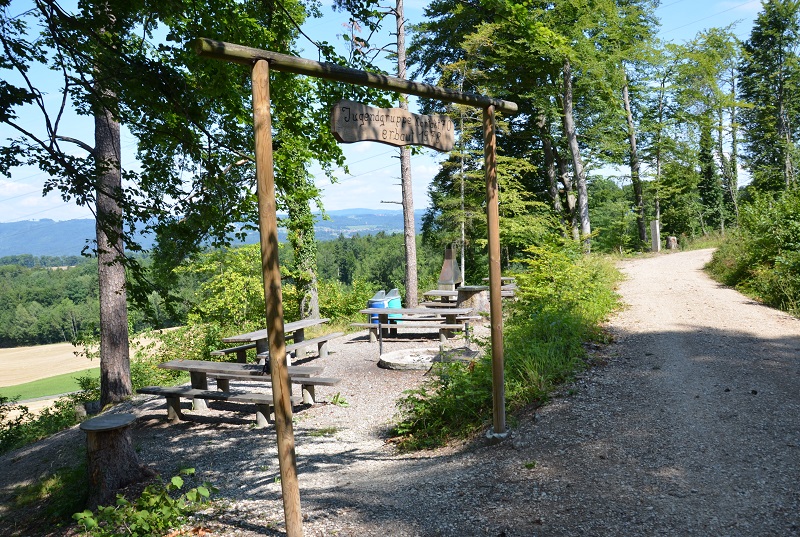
[513,248,800,535]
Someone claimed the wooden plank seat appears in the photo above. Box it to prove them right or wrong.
[206,366,321,392]
[207,373,341,404]
[420,301,457,308]
[352,321,467,354]
[159,359,323,377]
[210,343,257,363]
[137,385,302,428]
[255,331,344,363]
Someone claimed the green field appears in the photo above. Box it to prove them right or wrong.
[0,368,100,401]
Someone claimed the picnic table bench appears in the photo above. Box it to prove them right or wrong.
[137,359,341,427]
[212,318,341,365]
[352,307,474,353]
[482,277,518,297]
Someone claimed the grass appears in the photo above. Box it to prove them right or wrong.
[673,230,726,251]
[0,368,100,401]
[391,244,622,451]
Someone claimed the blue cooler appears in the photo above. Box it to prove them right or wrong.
[386,288,402,324]
[367,290,387,324]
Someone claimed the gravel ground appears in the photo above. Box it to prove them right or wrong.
[2,248,799,536]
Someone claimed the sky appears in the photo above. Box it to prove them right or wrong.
[0,0,763,223]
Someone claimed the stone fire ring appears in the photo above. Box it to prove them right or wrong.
[378,347,441,370]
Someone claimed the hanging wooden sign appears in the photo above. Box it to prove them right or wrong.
[330,99,455,152]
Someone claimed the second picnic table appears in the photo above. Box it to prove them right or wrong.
[217,318,342,364]
[357,306,474,352]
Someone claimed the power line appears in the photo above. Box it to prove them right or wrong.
[660,0,760,35]
[657,0,690,10]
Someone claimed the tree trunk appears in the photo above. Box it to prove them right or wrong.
[562,60,591,250]
[536,113,566,229]
[655,74,667,222]
[94,84,131,407]
[622,73,646,244]
[728,75,740,220]
[290,201,320,320]
[396,0,418,306]
[81,414,151,510]
[553,143,579,240]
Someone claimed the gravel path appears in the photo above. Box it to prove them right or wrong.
[2,248,799,536]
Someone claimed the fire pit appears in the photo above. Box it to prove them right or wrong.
[378,347,440,370]
[378,346,480,370]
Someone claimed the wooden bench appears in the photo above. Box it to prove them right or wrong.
[256,331,344,364]
[420,300,457,308]
[210,343,257,363]
[352,321,467,354]
[207,373,341,404]
[137,386,303,428]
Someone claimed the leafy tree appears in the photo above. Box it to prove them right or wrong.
[740,0,800,191]
[1,0,354,403]
[410,0,660,254]
[333,0,422,306]
[588,177,637,254]
[698,112,725,230]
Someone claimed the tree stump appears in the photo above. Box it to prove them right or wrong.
[80,413,152,509]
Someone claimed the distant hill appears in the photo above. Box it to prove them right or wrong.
[0,209,426,257]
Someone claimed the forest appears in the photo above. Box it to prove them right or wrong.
[0,234,445,347]
[2,0,800,404]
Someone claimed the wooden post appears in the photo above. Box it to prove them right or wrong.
[484,105,507,439]
[251,59,303,537]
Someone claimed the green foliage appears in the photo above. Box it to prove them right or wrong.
[317,279,377,323]
[739,0,800,191]
[178,245,268,330]
[588,177,640,254]
[330,392,350,407]
[12,463,89,531]
[0,261,99,347]
[130,325,220,390]
[73,468,215,537]
[0,395,82,455]
[708,188,800,314]
[393,243,620,450]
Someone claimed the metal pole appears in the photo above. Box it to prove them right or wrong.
[484,105,508,440]
[251,59,304,537]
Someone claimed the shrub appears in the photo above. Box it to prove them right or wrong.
[73,468,215,537]
[393,243,620,450]
[708,188,800,315]
[0,396,83,455]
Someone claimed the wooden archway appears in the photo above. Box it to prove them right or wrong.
[197,38,517,536]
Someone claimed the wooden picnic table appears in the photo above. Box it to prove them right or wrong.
[359,306,472,335]
[422,289,459,308]
[222,317,330,355]
[157,359,324,410]
[356,306,475,353]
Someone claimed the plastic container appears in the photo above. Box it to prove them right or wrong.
[367,290,387,324]
[386,288,402,324]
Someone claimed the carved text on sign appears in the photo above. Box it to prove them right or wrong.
[330,100,455,152]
